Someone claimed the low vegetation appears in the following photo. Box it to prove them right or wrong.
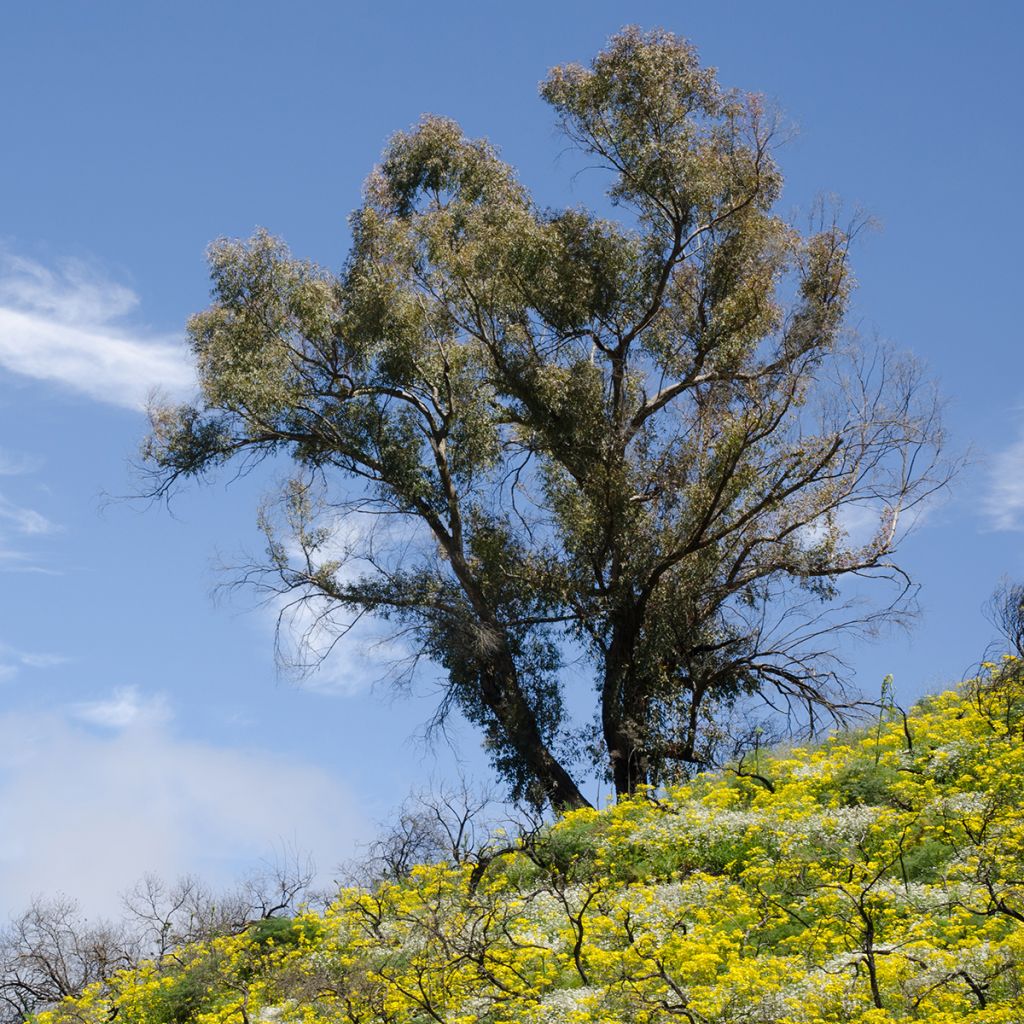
[31,659,1024,1023]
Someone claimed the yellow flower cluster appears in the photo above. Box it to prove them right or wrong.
[37,660,1024,1023]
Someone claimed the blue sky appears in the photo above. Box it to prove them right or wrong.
[1,2,1022,915]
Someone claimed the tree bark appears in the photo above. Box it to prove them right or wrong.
[601,608,651,796]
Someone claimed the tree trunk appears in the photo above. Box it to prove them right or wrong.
[601,615,651,796]
[443,543,592,811]
[481,649,592,811]
[604,716,650,796]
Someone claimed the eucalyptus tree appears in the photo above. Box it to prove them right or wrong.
[145,28,948,808]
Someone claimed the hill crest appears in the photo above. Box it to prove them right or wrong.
[38,661,1024,1023]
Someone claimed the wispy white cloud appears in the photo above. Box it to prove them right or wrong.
[0,694,368,916]
[837,503,888,546]
[272,590,414,697]
[0,447,42,476]
[71,685,170,729]
[0,493,60,535]
[983,435,1024,531]
[797,502,889,553]
[266,513,422,697]
[0,249,194,410]
[0,560,63,575]
[19,651,70,669]
[0,566,63,576]
[0,642,69,682]
[0,470,61,575]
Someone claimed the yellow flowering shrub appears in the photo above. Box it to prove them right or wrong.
[37,660,1024,1023]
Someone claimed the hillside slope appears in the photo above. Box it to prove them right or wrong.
[39,662,1024,1023]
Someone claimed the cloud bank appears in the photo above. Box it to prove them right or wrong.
[0,250,193,410]
[0,691,369,917]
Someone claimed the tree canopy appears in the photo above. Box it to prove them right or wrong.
[145,28,948,809]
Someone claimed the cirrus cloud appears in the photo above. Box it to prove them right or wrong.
[983,434,1024,532]
[0,249,194,410]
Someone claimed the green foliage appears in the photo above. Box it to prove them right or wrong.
[830,758,901,807]
[898,837,953,882]
[246,917,320,950]
[145,961,216,1024]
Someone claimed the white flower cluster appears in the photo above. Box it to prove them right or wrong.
[897,943,1013,1004]
[628,803,765,851]
[528,985,603,1023]
[869,879,951,912]
[925,739,977,780]
[810,805,881,843]
[511,889,570,947]
[937,790,989,817]
[782,962,867,1017]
